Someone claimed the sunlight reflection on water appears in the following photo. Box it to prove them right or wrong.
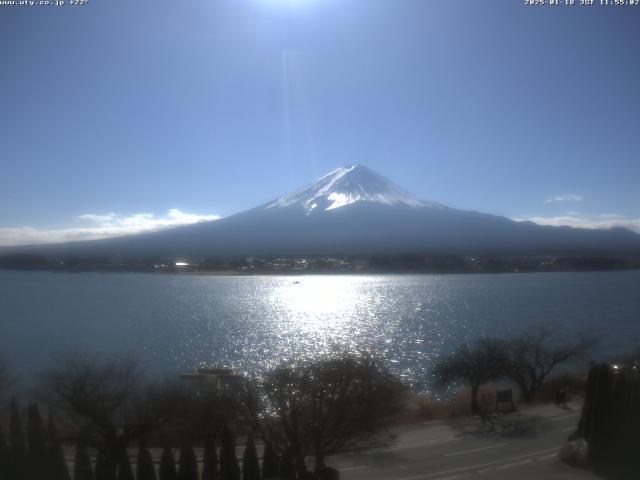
[170,275,467,387]
[1,271,639,390]
[168,275,506,391]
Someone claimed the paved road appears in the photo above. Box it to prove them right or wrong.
[328,403,600,480]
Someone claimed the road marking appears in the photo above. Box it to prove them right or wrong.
[443,443,508,457]
[562,427,576,432]
[340,465,369,472]
[394,447,559,480]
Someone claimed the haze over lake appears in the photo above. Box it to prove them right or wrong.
[2,270,639,389]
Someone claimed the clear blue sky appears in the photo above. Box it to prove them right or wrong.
[1,0,639,245]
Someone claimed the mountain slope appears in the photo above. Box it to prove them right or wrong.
[3,165,640,258]
[263,165,440,213]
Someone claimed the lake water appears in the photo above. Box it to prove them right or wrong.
[1,270,639,388]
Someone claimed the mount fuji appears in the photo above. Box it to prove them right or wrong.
[263,165,438,213]
[5,165,640,258]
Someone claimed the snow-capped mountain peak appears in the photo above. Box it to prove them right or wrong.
[265,165,442,214]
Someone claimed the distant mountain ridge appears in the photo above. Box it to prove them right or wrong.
[3,165,640,259]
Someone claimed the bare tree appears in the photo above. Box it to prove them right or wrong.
[244,355,406,477]
[41,357,184,480]
[434,338,509,415]
[505,328,597,403]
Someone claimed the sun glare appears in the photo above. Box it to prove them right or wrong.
[269,276,369,337]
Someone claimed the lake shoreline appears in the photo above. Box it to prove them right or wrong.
[2,265,640,277]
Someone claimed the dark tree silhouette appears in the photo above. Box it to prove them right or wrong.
[219,424,241,480]
[116,452,134,480]
[434,338,509,414]
[201,433,219,480]
[245,355,405,476]
[178,443,198,480]
[279,450,295,480]
[43,357,184,478]
[0,424,10,480]
[136,443,157,480]
[9,399,27,480]
[74,441,95,480]
[578,363,640,479]
[27,404,47,480]
[159,447,178,480]
[261,442,279,479]
[95,451,110,480]
[47,412,71,480]
[242,434,260,480]
[505,329,597,402]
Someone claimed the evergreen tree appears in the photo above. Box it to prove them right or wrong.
[0,424,10,480]
[242,434,260,480]
[116,451,134,480]
[219,425,240,480]
[279,450,295,480]
[202,433,219,480]
[95,449,116,480]
[159,447,178,480]
[178,443,198,480]
[9,399,27,480]
[95,451,109,480]
[27,404,47,480]
[136,443,157,480]
[260,443,279,480]
[73,441,95,480]
[43,358,182,480]
[47,412,71,480]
